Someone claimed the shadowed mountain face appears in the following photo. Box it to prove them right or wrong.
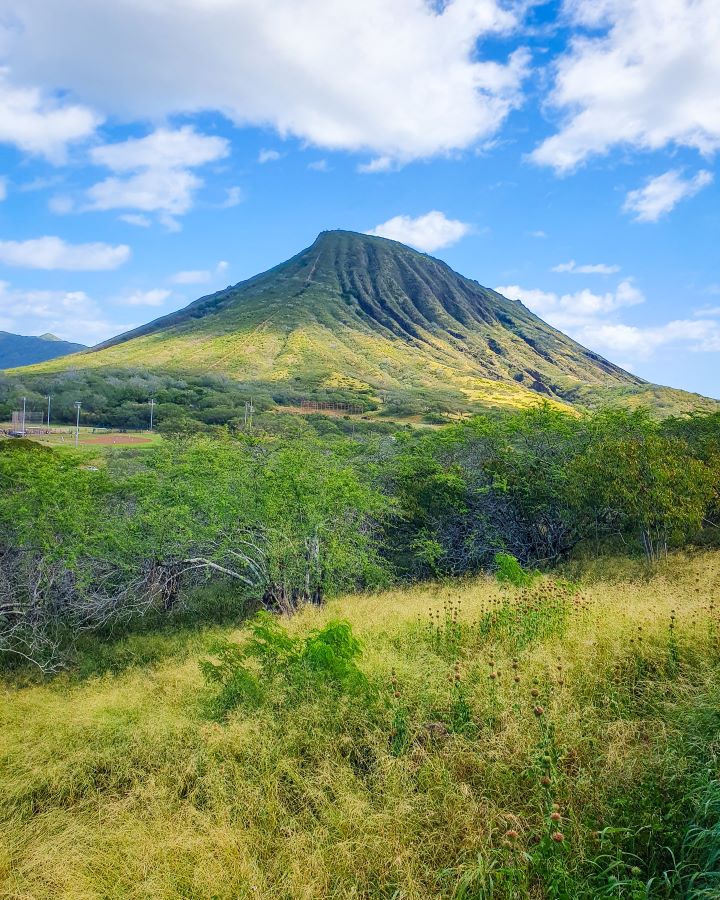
[17,231,714,414]
[0,332,86,370]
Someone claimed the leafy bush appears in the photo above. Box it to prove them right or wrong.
[201,612,367,717]
[494,552,538,587]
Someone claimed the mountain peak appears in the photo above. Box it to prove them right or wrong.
[62,229,645,413]
[0,331,86,370]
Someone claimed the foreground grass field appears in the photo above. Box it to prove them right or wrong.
[2,554,719,899]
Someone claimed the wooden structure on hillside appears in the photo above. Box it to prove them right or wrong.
[299,400,363,416]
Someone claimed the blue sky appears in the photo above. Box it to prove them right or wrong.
[0,0,718,397]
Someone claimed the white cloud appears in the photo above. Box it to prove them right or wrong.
[119,213,152,228]
[90,127,228,172]
[552,259,620,274]
[48,194,74,215]
[258,149,281,164]
[529,230,548,239]
[358,157,394,174]
[221,186,244,208]
[171,270,211,285]
[122,288,171,307]
[583,320,720,357]
[0,177,5,201]
[170,260,229,285]
[694,306,720,317]
[498,280,644,332]
[623,169,713,222]
[367,211,471,252]
[0,72,99,162]
[0,236,130,270]
[308,159,328,171]
[87,168,202,217]
[1,0,529,164]
[83,127,229,226]
[532,0,720,171]
[0,280,123,344]
[497,280,720,361]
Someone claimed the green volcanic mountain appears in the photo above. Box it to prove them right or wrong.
[0,331,86,370]
[17,231,716,415]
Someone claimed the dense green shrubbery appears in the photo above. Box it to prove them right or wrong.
[1,404,718,671]
[0,433,388,670]
[201,613,367,717]
[383,405,719,577]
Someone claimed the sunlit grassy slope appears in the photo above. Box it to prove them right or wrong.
[2,553,719,898]
[18,230,715,416]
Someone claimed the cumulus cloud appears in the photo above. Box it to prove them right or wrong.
[0,280,123,344]
[532,0,720,171]
[83,127,229,226]
[623,169,713,222]
[0,0,528,164]
[497,280,720,361]
[552,260,620,274]
[497,280,644,332]
[367,211,471,252]
[90,127,228,172]
[0,72,99,162]
[87,168,203,217]
[580,320,720,357]
[0,236,130,270]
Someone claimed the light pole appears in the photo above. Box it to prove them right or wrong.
[21,396,26,436]
[47,395,52,431]
[149,398,155,431]
[74,401,81,448]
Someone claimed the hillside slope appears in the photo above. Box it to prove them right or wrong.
[18,231,716,414]
[0,332,86,370]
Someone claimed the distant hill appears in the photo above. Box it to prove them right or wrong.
[13,231,718,415]
[0,331,86,370]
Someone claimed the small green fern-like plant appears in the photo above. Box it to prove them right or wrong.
[494,552,539,588]
[201,612,366,718]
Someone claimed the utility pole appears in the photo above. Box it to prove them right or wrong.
[21,396,26,436]
[149,398,155,431]
[74,401,81,448]
[244,398,254,428]
[47,395,52,430]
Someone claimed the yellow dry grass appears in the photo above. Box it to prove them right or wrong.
[1,552,718,898]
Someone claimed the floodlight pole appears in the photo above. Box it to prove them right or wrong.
[21,396,26,436]
[74,401,81,447]
[149,398,155,431]
[47,395,52,430]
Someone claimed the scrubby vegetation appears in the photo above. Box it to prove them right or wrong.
[1,400,719,897]
[1,405,718,672]
[1,555,719,897]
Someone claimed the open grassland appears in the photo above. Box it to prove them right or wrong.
[1,553,720,899]
[0,428,162,451]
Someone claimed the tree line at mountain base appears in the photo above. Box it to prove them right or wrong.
[1,404,718,672]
